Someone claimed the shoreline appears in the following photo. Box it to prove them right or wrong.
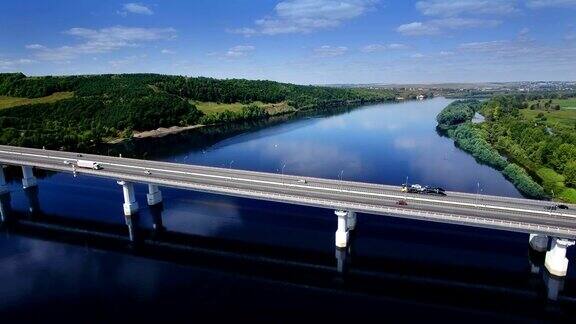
[107,98,401,145]
[132,124,206,139]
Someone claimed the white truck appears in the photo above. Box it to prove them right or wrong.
[76,160,103,170]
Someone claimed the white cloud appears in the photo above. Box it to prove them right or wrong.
[229,0,376,35]
[0,58,34,70]
[410,53,425,58]
[224,45,255,58]
[108,54,148,68]
[25,44,45,50]
[526,0,576,8]
[361,43,409,52]
[161,49,175,54]
[313,45,348,57]
[226,27,257,37]
[25,26,176,61]
[120,3,154,16]
[388,43,410,50]
[398,18,500,36]
[457,39,576,65]
[416,0,517,16]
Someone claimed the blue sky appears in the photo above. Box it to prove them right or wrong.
[1,0,575,84]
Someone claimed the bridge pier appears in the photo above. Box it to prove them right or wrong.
[117,181,139,216]
[146,184,163,206]
[0,166,8,195]
[545,238,575,277]
[335,210,353,248]
[529,233,549,252]
[21,166,37,189]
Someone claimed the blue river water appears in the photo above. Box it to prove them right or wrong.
[1,97,575,321]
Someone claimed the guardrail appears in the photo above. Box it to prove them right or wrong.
[1,149,576,238]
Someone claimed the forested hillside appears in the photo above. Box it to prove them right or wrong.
[437,96,576,202]
[0,73,394,151]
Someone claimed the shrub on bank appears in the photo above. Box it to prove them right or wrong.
[451,123,508,171]
[503,163,546,199]
[436,99,481,129]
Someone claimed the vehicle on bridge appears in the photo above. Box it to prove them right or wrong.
[401,183,446,196]
[76,160,103,170]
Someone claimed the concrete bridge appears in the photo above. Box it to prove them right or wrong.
[0,144,575,277]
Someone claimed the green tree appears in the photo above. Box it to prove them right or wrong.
[565,161,576,187]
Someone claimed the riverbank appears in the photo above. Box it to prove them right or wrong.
[133,124,206,139]
[436,98,576,203]
[106,97,399,150]
[0,73,397,152]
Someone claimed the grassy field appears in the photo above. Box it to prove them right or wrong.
[553,98,576,109]
[0,92,74,110]
[521,107,576,127]
[191,101,294,116]
[529,98,576,109]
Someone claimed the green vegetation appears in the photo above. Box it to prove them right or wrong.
[529,98,576,110]
[0,92,74,110]
[502,164,546,199]
[450,123,508,171]
[521,108,576,128]
[436,99,482,129]
[193,100,294,116]
[437,96,576,202]
[0,73,394,152]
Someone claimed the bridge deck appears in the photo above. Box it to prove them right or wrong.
[1,145,575,238]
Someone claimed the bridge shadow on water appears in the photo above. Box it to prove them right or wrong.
[1,190,576,322]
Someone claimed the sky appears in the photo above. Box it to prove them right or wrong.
[1,0,576,84]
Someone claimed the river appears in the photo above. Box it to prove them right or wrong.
[1,97,575,321]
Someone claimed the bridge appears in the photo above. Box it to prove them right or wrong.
[0,144,575,277]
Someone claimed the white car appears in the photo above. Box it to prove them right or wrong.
[63,160,71,165]
[297,179,307,184]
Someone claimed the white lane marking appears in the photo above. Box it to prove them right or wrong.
[0,149,571,219]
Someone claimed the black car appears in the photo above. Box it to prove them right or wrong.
[557,204,569,210]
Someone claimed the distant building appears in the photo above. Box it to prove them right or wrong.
[416,94,425,100]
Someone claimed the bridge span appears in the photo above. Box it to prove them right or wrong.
[0,144,575,277]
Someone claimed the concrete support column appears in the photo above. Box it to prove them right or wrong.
[346,211,357,231]
[21,166,37,189]
[335,210,349,249]
[146,184,163,206]
[529,233,549,253]
[545,238,575,277]
[0,166,8,195]
[117,181,139,216]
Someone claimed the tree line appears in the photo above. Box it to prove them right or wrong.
[437,96,576,201]
[0,73,394,152]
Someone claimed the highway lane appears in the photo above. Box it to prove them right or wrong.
[1,146,576,237]
[1,145,567,214]
[1,146,575,219]
[1,146,573,214]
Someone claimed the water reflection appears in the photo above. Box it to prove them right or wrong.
[24,187,40,217]
[150,204,166,233]
[1,98,572,319]
[0,193,11,223]
[142,98,523,196]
